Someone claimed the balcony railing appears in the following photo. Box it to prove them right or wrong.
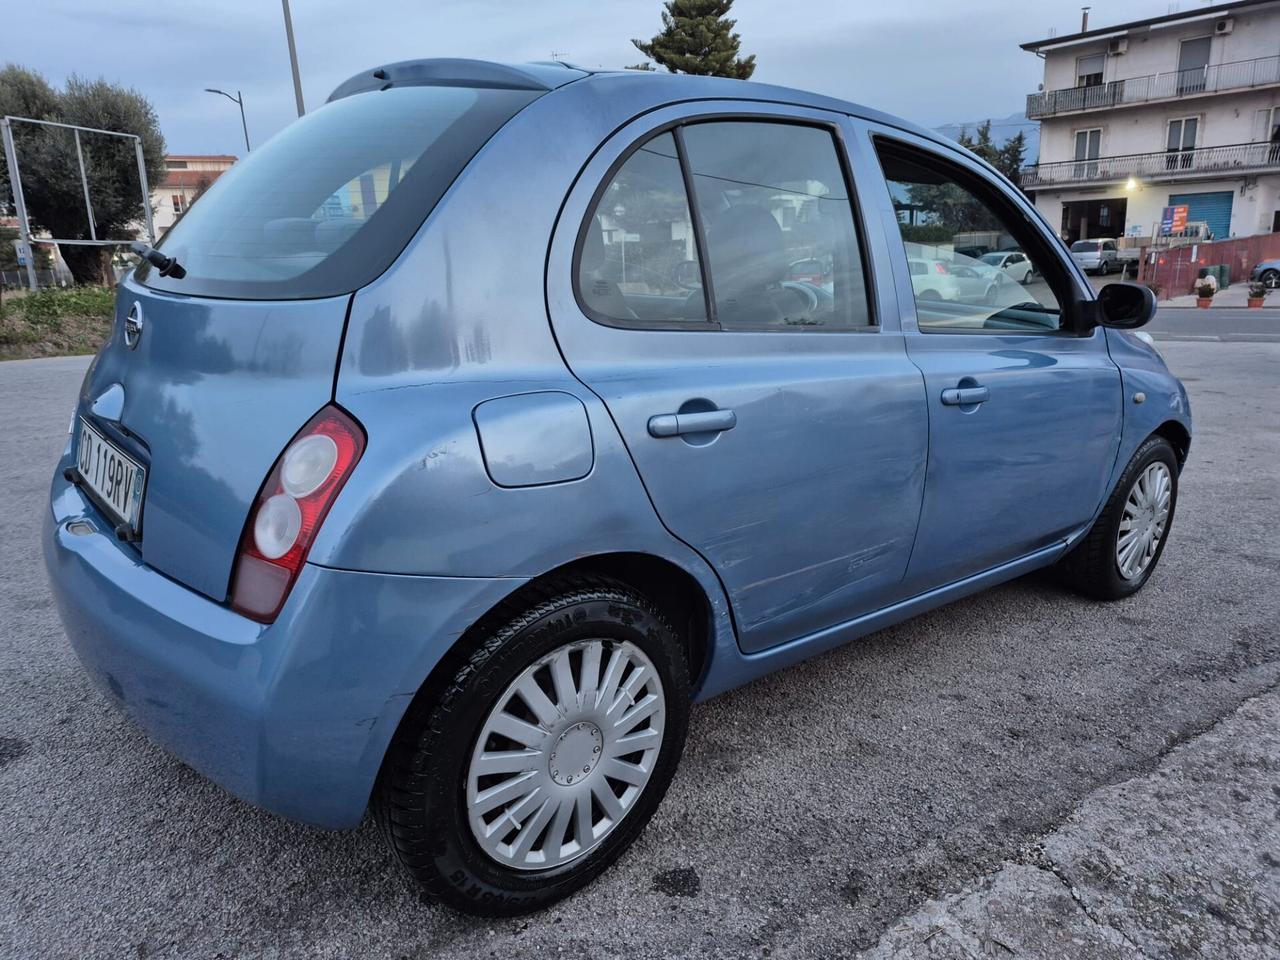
[1021,141,1280,188]
[1026,54,1280,118]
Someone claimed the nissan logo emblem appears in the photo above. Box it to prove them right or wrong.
[124,303,144,350]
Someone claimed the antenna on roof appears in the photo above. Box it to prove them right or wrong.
[550,50,569,61]
[1048,26,1058,38]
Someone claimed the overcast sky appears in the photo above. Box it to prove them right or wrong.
[9,0,1188,157]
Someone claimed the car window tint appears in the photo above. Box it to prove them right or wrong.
[578,132,707,326]
[875,143,1062,333]
[681,121,872,331]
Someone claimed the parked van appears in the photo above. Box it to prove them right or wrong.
[45,59,1191,915]
[1070,237,1120,275]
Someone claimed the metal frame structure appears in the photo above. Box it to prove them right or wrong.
[2,115,155,290]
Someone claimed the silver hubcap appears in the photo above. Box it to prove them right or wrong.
[1116,461,1172,580]
[466,639,665,871]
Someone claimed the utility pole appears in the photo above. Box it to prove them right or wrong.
[281,0,306,116]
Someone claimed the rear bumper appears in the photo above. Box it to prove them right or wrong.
[44,469,526,829]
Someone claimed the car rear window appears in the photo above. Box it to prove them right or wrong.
[137,85,540,300]
[1070,241,1100,252]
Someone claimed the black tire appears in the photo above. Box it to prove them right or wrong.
[1098,259,1110,276]
[1059,435,1179,600]
[373,577,691,916]
[1262,268,1280,289]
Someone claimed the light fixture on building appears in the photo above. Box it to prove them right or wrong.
[1125,176,1139,191]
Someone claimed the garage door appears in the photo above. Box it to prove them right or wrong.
[1168,191,1234,240]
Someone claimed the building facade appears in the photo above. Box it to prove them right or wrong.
[153,155,236,235]
[1022,0,1280,244]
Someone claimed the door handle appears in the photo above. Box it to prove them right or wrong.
[940,385,990,406]
[648,409,737,438]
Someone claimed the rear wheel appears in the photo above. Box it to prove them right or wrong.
[1059,435,1178,600]
[1261,268,1280,289]
[1097,259,1110,276]
[374,578,690,915]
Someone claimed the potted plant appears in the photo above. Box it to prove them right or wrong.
[1195,275,1217,308]
[1247,280,1267,308]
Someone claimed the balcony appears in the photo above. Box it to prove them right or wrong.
[1021,141,1280,189]
[1026,54,1280,119]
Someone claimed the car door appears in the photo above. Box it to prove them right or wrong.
[862,125,1123,592]
[546,105,929,653]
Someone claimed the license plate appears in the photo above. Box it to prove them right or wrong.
[76,418,146,531]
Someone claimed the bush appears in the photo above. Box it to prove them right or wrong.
[0,285,115,359]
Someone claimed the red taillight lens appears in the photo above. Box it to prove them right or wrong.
[934,262,950,275]
[230,405,364,622]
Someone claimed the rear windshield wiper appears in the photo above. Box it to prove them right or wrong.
[130,241,187,280]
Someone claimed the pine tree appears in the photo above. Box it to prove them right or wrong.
[955,120,1027,185]
[632,0,756,79]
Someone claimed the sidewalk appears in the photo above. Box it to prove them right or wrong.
[860,683,1280,959]
[1162,284,1279,308]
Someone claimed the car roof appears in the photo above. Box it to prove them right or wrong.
[327,58,958,154]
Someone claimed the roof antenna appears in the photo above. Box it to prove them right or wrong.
[1081,6,1091,31]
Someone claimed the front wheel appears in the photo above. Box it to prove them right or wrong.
[1261,268,1280,289]
[374,579,690,915]
[1097,259,1110,276]
[1059,435,1179,600]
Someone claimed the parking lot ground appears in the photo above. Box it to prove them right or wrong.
[1,341,1278,960]
[863,685,1280,959]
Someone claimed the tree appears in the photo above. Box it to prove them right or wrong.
[955,119,1027,185]
[900,120,1032,236]
[0,65,165,284]
[632,0,756,79]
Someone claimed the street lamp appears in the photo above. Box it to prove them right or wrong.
[204,88,251,154]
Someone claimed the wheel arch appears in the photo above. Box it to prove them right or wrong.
[1153,419,1191,470]
[373,550,719,788]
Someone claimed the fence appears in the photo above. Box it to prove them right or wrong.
[1027,54,1280,118]
[1136,232,1280,298]
[1022,141,1280,188]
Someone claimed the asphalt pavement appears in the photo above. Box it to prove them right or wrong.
[1149,306,1280,342]
[1,341,1277,960]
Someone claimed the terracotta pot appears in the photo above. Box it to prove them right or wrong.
[1196,296,1213,308]
[1248,297,1265,308]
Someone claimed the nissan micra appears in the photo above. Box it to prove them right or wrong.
[44,59,1191,915]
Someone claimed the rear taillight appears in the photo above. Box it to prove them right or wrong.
[230,405,364,622]
[934,262,950,275]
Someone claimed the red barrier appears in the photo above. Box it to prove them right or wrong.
[1136,233,1280,298]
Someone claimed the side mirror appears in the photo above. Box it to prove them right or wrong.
[1097,282,1156,329]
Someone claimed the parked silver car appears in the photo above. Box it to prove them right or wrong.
[1070,238,1119,275]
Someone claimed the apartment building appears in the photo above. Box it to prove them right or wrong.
[153,154,237,235]
[1021,0,1280,244]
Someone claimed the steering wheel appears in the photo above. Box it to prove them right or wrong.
[778,281,822,314]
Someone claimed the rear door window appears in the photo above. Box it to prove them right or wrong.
[138,85,540,300]
[682,121,871,331]
[576,132,709,327]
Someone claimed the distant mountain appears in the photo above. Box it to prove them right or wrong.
[935,112,1040,163]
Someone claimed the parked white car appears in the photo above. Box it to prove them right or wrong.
[909,257,1015,305]
[980,251,1034,284]
[907,257,964,301]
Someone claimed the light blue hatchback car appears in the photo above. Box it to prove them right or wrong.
[44,59,1191,914]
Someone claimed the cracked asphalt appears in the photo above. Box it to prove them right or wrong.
[1,340,1277,959]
